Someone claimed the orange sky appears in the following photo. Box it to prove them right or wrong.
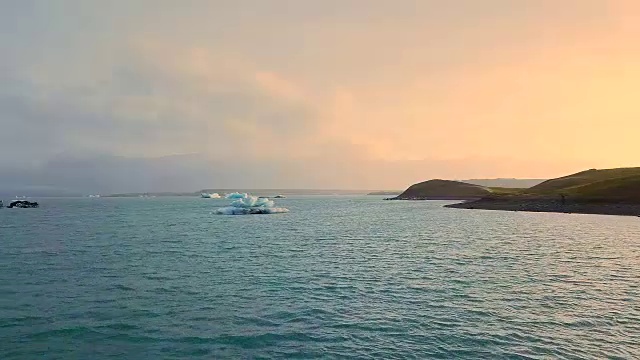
[312,1,640,172]
[2,1,640,189]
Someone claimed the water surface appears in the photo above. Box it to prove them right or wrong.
[1,197,639,359]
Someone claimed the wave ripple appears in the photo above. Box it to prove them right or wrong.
[1,197,639,359]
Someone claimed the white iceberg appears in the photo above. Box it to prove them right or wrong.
[214,194,288,215]
[225,192,248,199]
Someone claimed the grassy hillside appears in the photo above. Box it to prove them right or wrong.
[481,168,640,203]
[551,175,640,202]
[393,167,639,203]
[444,168,640,215]
[395,179,491,200]
[464,178,546,188]
[529,168,640,193]
[486,187,527,195]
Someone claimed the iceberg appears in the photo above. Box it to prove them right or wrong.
[214,194,288,215]
[225,192,248,199]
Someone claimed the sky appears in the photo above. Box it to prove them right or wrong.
[1,1,639,193]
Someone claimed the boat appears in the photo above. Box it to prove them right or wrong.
[274,195,286,199]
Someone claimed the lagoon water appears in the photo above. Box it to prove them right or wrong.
[1,196,639,359]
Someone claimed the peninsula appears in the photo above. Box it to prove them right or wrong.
[393,168,640,217]
[446,168,640,216]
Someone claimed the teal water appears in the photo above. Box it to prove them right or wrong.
[1,196,639,359]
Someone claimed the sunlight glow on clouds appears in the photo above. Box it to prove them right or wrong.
[1,0,639,192]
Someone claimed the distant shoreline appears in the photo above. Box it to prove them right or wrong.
[445,199,640,217]
[103,190,379,197]
[367,191,401,196]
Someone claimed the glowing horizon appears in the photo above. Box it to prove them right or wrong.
[1,1,639,192]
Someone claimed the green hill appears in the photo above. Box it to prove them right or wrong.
[395,168,640,203]
[547,174,640,203]
[446,167,640,216]
[470,168,640,201]
[528,168,640,194]
[463,178,546,188]
[394,179,491,200]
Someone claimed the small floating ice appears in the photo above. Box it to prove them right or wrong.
[201,192,221,199]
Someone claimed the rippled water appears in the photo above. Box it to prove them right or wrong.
[1,196,639,359]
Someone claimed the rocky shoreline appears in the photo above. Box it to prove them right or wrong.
[445,199,640,217]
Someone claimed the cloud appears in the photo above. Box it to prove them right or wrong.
[0,34,392,193]
[0,36,618,193]
[0,38,322,163]
[2,1,638,193]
